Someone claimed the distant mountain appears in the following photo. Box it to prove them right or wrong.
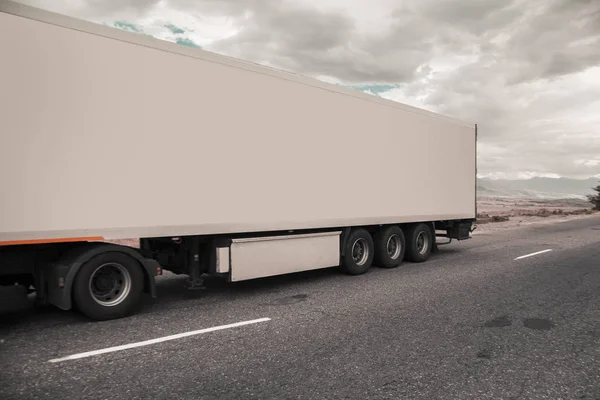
[477,177,598,200]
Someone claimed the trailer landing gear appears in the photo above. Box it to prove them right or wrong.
[186,237,206,290]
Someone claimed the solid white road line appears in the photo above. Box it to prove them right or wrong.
[514,249,553,261]
[48,317,271,363]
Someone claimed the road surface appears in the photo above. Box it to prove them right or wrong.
[1,216,599,399]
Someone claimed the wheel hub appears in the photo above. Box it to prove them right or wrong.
[352,238,369,266]
[386,234,402,259]
[89,262,132,307]
[416,232,428,254]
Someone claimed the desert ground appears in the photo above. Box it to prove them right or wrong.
[475,196,598,233]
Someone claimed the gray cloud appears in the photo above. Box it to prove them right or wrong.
[413,0,522,36]
[502,1,600,82]
[85,0,160,15]
[205,0,519,84]
[13,0,159,19]
[207,2,409,83]
[416,52,600,178]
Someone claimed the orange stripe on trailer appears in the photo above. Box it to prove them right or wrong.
[0,236,105,246]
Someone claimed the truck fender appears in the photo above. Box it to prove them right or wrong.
[46,243,159,311]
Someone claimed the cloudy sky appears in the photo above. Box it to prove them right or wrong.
[15,0,600,180]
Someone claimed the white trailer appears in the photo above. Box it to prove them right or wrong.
[0,1,477,320]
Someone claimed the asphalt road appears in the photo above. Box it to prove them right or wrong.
[1,216,599,400]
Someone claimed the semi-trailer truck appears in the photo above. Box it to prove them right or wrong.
[0,1,477,320]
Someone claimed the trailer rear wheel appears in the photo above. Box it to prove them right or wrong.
[404,223,433,263]
[341,228,374,275]
[374,225,406,268]
[73,251,144,320]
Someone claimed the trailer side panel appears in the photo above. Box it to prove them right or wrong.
[0,8,476,243]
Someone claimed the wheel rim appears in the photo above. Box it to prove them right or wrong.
[386,234,402,260]
[352,238,370,266]
[416,231,429,255]
[89,262,132,307]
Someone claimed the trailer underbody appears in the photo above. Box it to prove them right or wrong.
[0,219,473,320]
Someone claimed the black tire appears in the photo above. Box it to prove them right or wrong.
[404,223,433,263]
[340,228,374,275]
[73,251,144,320]
[374,225,406,268]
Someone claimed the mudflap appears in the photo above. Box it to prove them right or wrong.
[0,284,30,313]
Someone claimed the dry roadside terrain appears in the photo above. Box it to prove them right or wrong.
[475,196,598,234]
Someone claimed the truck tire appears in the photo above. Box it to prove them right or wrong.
[404,223,433,263]
[341,228,374,275]
[73,251,144,320]
[374,225,406,268]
